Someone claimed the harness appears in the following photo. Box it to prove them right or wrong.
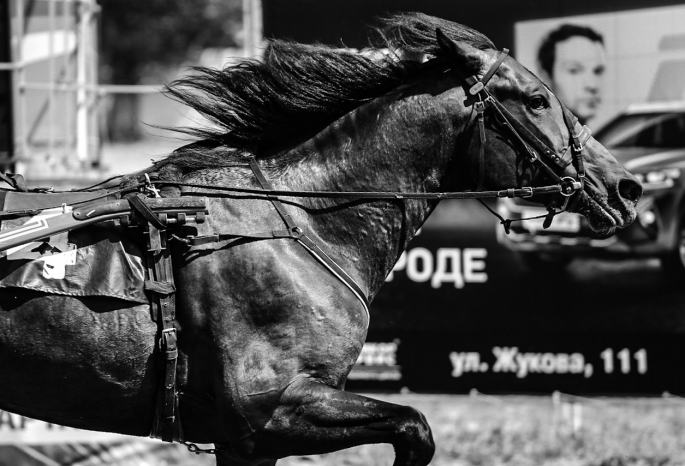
[0,48,595,453]
[453,48,592,230]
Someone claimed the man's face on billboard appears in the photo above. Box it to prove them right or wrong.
[548,36,606,124]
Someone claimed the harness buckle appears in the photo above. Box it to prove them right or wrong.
[572,125,592,153]
[521,187,534,198]
[560,176,582,197]
[160,328,178,358]
[144,173,161,198]
[289,226,304,239]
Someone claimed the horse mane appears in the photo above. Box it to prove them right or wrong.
[152,12,495,175]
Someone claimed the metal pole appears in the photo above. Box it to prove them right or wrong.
[63,0,74,157]
[0,0,15,170]
[75,0,89,163]
[243,0,263,58]
[48,0,56,164]
[242,0,251,57]
[88,0,99,166]
[17,0,28,167]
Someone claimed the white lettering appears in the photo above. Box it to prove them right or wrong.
[516,353,541,378]
[356,342,398,366]
[540,353,556,373]
[493,347,518,373]
[432,248,464,289]
[41,249,77,280]
[463,248,488,283]
[492,348,592,378]
[385,248,488,287]
[449,351,481,377]
[405,248,433,283]
[556,353,569,373]
[569,353,585,374]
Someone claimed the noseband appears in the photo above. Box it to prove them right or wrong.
[455,48,592,227]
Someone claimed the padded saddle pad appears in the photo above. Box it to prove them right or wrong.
[0,194,148,304]
[0,190,110,214]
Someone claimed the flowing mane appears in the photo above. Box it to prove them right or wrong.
[158,12,494,172]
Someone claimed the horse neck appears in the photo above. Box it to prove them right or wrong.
[277,84,470,297]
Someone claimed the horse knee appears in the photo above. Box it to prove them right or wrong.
[394,406,435,465]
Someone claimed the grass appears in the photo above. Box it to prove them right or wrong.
[3,394,684,465]
[278,393,685,466]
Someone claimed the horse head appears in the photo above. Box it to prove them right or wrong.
[435,29,642,236]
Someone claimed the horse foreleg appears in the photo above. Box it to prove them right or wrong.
[222,377,435,466]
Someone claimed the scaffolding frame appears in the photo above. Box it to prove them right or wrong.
[0,0,162,180]
[0,0,262,181]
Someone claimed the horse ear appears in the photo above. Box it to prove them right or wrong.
[435,28,487,75]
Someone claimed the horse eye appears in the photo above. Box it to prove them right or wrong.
[529,96,547,110]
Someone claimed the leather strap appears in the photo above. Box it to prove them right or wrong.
[176,229,294,246]
[145,217,182,443]
[128,194,166,229]
[248,158,370,317]
[248,158,298,230]
[480,48,509,85]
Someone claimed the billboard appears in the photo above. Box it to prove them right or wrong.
[515,5,685,129]
[348,197,685,395]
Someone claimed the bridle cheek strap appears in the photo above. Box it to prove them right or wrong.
[462,50,586,207]
[463,48,509,192]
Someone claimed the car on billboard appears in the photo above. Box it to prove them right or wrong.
[496,101,685,275]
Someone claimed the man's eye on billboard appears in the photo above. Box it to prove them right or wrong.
[537,24,606,126]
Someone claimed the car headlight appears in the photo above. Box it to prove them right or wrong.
[634,168,680,191]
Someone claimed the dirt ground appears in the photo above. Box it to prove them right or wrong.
[276,393,685,466]
[3,393,683,465]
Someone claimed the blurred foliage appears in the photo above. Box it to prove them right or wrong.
[97,0,242,141]
[99,0,242,85]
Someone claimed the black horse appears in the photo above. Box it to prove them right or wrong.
[0,13,640,466]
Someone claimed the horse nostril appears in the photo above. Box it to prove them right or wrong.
[619,177,643,203]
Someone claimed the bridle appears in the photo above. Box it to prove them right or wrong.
[450,47,593,229]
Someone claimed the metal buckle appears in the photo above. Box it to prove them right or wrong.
[289,226,304,239]
[160,328,177,350]
[572,125,592,153]
[521,187,534,198]
[559,176,582,197]
[144,173,161,198]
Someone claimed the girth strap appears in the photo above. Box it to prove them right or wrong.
[129,199,183,443]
